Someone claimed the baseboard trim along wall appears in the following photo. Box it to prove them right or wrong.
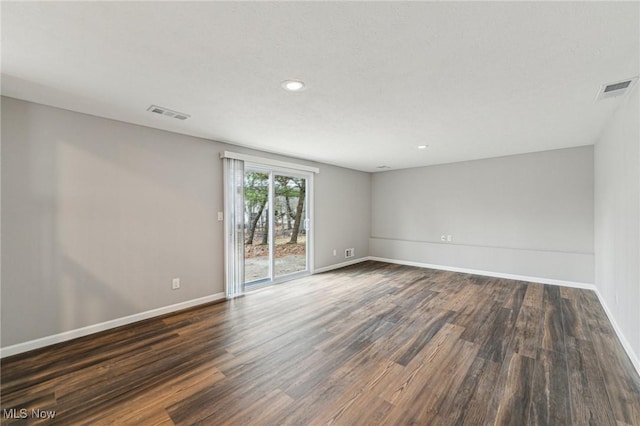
[4,258,638,377]
[593,290,640,376]
[0,292,226,359]
[313,257,370,274]
[369,238,594,284]
[368,256,596,290]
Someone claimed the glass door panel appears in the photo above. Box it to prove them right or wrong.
[244,170,271,284]
[244,167,310,287]
[274,175,307,277]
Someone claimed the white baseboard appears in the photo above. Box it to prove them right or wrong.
[368,256,596,290]
[0,292,226,359]
[592,289,640,376]
[5,259,638,378]
[313,257,370,274]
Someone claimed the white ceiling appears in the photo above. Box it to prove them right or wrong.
[2,2,638,172]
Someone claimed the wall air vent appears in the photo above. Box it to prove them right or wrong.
[596,77,638,101]
[146,105,191,120]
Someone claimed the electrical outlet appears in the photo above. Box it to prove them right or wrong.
[172,278,180,290]
[345,248,354,258]
[441,235,446,242]
[447,235,452,242]
[217,212,224,221]
[333,249,337,256]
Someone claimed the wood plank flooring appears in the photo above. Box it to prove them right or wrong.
[2,261,640,425]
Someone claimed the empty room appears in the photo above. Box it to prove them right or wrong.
[1,1,639,425]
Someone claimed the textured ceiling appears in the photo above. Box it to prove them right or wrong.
[2,2,638,172]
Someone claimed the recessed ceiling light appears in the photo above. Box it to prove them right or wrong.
[418,145,428,149]
[282,80,306,92]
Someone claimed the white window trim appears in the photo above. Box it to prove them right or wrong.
[221,151,320,174]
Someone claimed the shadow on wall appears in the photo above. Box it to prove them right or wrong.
[60,255,137,332]
[2,91,222,347]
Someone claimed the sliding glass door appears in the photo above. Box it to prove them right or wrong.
[244,170,270,283]
[273,174,307,277]
[244,167,310,287]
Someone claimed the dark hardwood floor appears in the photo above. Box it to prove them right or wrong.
[2,261,640,425]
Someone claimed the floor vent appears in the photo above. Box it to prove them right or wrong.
[147,105,191,120]
[596,77,638,101]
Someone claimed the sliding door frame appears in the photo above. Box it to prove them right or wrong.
[244,161,314,290]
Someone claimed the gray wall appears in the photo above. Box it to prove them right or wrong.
[370,146,594,283]
[595,86,640,364]
[315,165,371,269]
[1,97,370,347]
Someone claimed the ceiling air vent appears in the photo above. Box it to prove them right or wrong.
[596,77,638,101]
[146,105,191,120]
